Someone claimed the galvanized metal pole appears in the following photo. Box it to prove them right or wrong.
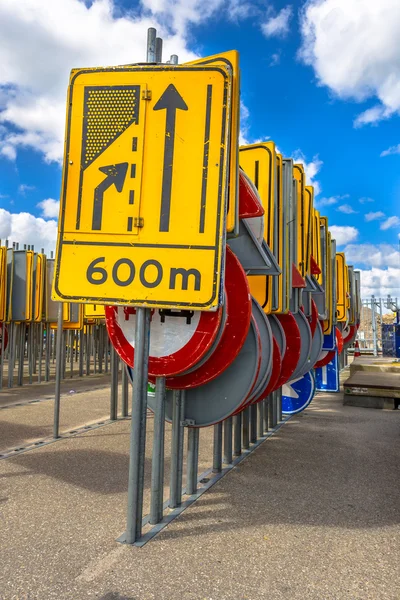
[223,417,233,464]
[78,329,84,377]
[155,37,163,63]
[250,404,257,443]
[242,407,249,450]
[169,389,185,508]
[150,376,166,524]
[121,366,129,417]
[146,28,156,62]
[212,422,223,473]
[257,402,264,438]
[125,307,151,544]
[276,388,282,422]
[53,303,64,439]
[371,296,378,356]
[0,322,5,389]
[38,322,43,383]
[186,427,199,495]
[233,413,242,456]
[110,346,119,420]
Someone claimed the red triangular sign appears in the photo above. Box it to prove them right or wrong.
[292,263,306,288]
[310,255,322,275]
[238,168,265,219]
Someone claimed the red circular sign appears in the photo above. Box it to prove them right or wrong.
[105,303,223,378]
[252,335,282,403]
[232,313,263,414]
[343,324,357,346]
[314,327,344,369]
[0,323,8,354]
[275,312,301,388]
[163,247,252,389]
[306,299,319,337]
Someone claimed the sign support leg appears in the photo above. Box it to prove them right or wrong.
[257,402,264,438]
[263,399,269,432]
[250,404,257,443]
[277,388,282,422]
[242,407,250,450]
[186,427,199,495]
[0,322,5,389]
[233,413,242,457]
[150,376,166,525]
[213,422,223,473]
[124,306,151,544]
[110,346,119,421]
[223,417,233,465]
[121,366,129,417]
[169,389,185,508]
[53,303,64,439]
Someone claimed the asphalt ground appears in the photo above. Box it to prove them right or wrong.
[0,380,399,599]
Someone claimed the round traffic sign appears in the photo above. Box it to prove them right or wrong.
[162,247,252,389]
[275,312,301,388]
[314,327,343,369]
[342,324,357,348]
[252,335,282,403]
[296,319,324,379]
[239,298,273,408]
[105,303,223,377]
[0,323,8,354]
[305,299,319,337]
[268,315,286,357]
[282,370,316,415]
[147,315,262,427]
[287,310,313,383]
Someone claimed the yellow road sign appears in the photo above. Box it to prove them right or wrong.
[336,252,347,322]
[304,186,314,275]
[239,142,277,313]
[84,303,105,319]
[293,164,306,277]
[53,65,234,310]
[185,51,240,235]
[33,253,45,322]
[0,247,6,322]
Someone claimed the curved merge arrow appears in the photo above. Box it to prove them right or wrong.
[92,163,128,231]
[153,84,188,232]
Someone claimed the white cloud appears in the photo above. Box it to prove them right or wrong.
[261,5,293,38]
[359,267,400,298]
[316,194,348,207]
[329,225,359,246]
[18,183,35,195]
[337,204,357,214]
[0,207,57,253]
[37,198,60,219]
[380,216,400,230]
[380,144,400,157]
[0,0,250,163]
[365,211,385,222]
[359,197,374,204]
[292,150,323,195]
[343,243,400,268]
[270,53,281,67]
[299,0,400,127]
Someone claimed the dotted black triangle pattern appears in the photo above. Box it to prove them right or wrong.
[81,85,140,169]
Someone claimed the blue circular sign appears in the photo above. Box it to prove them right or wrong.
[281,370,316,415]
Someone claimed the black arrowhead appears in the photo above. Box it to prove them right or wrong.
[153,84,188,112]
[98,162,128,192]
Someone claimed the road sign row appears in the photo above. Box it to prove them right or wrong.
[49,48,361,424]
[0,248,105,327]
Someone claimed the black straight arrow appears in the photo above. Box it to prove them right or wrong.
[92,163,128,231]
[153,84,188,232]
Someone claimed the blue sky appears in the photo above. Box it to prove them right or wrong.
[0,0,399,296]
